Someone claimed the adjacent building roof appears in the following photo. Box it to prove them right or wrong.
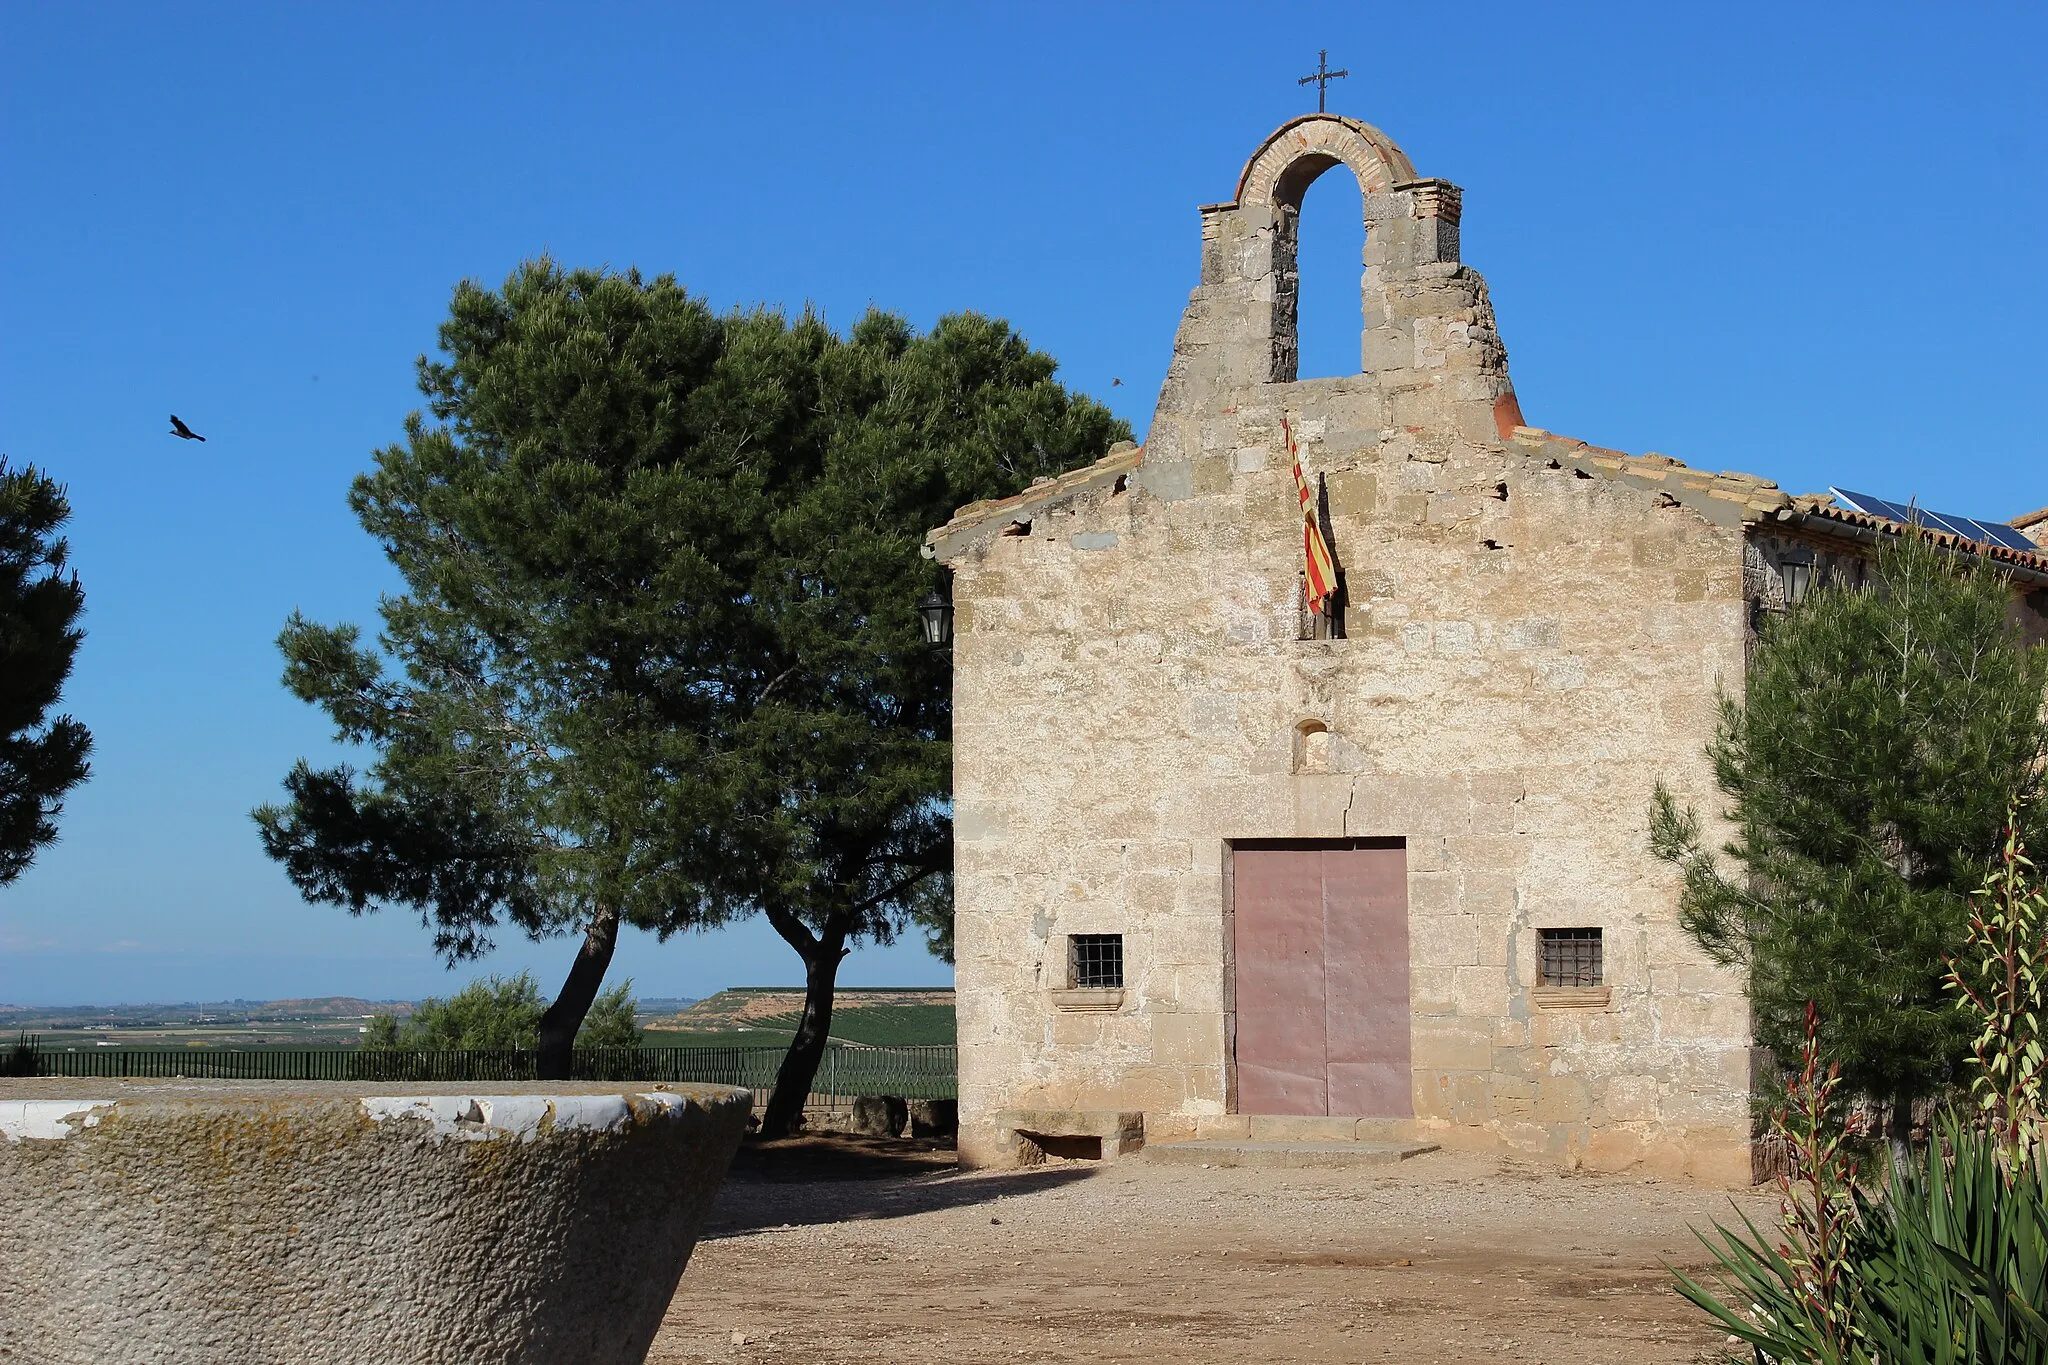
[1504,427,2048,585]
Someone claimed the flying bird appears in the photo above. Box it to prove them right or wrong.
[1111,377,1122,387]
[168,415,206,442]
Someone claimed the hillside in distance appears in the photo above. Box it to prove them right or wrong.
[2,994,702,1051]
[646,987,955,1047]
[0,998,412,1029]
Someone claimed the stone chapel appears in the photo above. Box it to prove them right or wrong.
[923,113,2048,1184]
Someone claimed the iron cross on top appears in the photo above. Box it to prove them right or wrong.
[1298,49,1348,113]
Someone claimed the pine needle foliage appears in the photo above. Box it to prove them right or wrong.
[1651,529,2048,1125]
[256,259,1128,1086]
[0,459,91,887]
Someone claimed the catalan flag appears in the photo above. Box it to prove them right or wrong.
[1283,416,1339,616]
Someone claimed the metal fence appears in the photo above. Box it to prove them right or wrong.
[15,1043,957,1102]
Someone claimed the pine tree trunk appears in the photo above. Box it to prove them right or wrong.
[1888,1087,1916,1173]
[759,921,848,1139]
[536,905,621,1081]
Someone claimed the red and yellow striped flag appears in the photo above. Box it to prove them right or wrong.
[1283,416,1339,616]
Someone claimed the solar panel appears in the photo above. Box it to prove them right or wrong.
[1829,488,2039,553]
[1973,522,2042,553]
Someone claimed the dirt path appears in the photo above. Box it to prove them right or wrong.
[650,1140,1776,1365]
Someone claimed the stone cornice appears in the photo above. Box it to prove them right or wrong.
[922,444,1142,564]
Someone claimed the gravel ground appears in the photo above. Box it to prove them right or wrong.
[651,1139,1778,1365]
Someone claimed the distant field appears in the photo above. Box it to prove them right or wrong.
[0,996,400,1052]
[10,988,950,1052]
[24,1022,375,1053]
[746,1004,954,1046]
[639,1029,797,1049]
[644,989,955,1048]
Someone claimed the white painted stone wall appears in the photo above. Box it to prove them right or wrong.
[0,1081,750,1364]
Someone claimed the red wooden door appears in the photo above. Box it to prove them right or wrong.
[1232,841,1411,1117]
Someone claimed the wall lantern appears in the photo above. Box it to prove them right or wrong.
[1780,556,1814,606]
[917,591,953,648]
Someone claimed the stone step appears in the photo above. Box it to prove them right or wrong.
[1143,1138,1439,1170]
[1183,1115,1421,1144]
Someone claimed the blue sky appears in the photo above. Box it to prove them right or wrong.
[1,2,2042,1006]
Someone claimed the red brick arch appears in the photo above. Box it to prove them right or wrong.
[1235,114,1419,211]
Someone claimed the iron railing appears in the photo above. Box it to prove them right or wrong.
[18,1043,958,1102]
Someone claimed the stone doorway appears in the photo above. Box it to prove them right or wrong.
[1230,839,1412,1117]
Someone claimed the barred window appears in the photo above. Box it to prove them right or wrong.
[1069,934,1124,989]
[1538,928,1603,987]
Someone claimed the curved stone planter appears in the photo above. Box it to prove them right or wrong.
[0,1082,750,1365]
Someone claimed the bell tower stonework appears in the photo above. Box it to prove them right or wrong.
[1144,113,1521,481]
[926,114,1765,1185]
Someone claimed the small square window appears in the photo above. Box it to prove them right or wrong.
[1069,934,1124,989]
[1538,928,1603,987]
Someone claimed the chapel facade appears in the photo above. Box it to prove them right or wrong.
[924,114,2048,1184]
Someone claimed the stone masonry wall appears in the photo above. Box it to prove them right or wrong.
[937,116,1757,1185]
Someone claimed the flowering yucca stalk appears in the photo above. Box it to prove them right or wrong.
[1945,815,2048,1162]
[1772,1002,1864,1351]
[1674,1002,1866,1362]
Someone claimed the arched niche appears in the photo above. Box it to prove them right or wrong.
[1293,719,1333,774]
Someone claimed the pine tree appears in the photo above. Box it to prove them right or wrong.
[1652,529,2048,1152]
[257,259,1127,1090]
[0,459,91,887]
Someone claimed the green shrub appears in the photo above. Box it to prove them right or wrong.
[358,974,639,1050]
[575,983,642,1049]
[0,1032,38,1077]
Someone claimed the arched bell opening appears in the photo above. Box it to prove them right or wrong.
[1289,159,1368,381]
[1235,117,1410,387]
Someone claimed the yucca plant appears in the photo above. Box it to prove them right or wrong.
[1675,811,2048,1363]
[1853,1113,2048,1363]
[1677,1098,2048,1364]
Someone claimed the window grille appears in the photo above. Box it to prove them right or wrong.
[1069,934,1124,989]
[1538,928,1603,987]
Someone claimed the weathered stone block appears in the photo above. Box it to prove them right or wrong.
[851,1093,910,1137]
[1535,1073,1592,1125]
[1583,1124,1650,1172]
[1411,1019,1493,1071]
[1410,965,1456,1016]
[908,1099,959,1138]
[1151,1013,1223,1066]
[1325,468,1378,517]
[1452,965,1511,1017]
[0,1083,748,1365]
[1600,1073,1661,1123]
